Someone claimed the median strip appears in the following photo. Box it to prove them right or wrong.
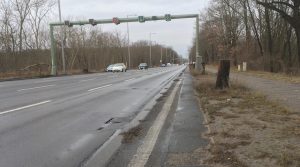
[0,100,51,115]
[88,84,113,92]
[17,85,55,92]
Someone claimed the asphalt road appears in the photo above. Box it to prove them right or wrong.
[0,66,186,167]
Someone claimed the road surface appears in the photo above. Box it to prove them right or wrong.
[0,66,185,167]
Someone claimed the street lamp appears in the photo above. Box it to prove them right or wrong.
[149,32,156,67]
[58,0,66,74]
[160,46,163,65]
[126,14,137,69]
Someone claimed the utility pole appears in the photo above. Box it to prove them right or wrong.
[165,47,168,63]
[160,47,163,65]
[173,53,175,64]
[149,32,156,67]
[58,0,66,74]
[195,15,202,71]
[126,14,136,69]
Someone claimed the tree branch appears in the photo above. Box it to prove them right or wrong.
[256,0,295,26]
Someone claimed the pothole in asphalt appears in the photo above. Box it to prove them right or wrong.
[105,118,114,124]
[97,127,104,131]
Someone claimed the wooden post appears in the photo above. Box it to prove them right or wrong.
[216,60,231,89]
[201,62,206,74]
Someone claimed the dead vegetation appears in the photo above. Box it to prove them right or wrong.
[121,126,142,144]
[0,71,50,80]
[190,68,203,77]
[194,74,300,167]
[242,70,300,84]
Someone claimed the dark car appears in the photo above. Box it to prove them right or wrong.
[138,63,148,70]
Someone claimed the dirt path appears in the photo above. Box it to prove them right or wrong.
[207,67,300,113]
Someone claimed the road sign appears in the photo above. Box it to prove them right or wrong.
[112,17,120,25]
[138,16,145,23]
[165,14,171,21]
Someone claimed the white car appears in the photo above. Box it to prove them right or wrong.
[112,63,127,72]
[106,64,115,72]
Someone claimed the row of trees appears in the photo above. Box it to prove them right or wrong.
[0,0,181,74]
[55,26,180,72]
[190,0,300,73]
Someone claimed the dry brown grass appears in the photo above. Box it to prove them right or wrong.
[0,71,50,80]
[243,70,300,84]
[207,64,300,84]
[190,68,202,77]
[0,69,102,80]
[194,74,300,167]
[121,126,142,144]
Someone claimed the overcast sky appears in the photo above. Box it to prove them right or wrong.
[56,0,211,57]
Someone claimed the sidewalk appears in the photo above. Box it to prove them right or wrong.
[207,67,300,113]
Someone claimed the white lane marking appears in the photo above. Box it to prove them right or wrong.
[124,78,135,82]
[79,78,96,82]
[128,81,181,167]
[88,84,113,92]
[0,100,51,115]
[17,85,55,92]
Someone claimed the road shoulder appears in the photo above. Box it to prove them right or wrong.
[107,70,209,167]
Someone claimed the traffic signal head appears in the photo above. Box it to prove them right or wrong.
[89,19,97,26]
[64,20,73,27]
[112,17,121,25]
[138,16,145,23]
[165,14,171,21]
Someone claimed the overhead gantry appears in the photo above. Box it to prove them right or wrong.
[49,14,202,75]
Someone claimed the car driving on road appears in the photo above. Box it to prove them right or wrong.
[138,63,148,70]
[106,64,115,72]
[112,63,127,72]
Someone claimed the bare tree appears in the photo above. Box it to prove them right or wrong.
[256,0,300,66]
[11,0,33,51]
[29,0,55,49]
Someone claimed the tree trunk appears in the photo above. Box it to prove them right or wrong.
[265,4,274,72]
[247,0,264,57]
[296,28,300,67]
[216,60,231,89]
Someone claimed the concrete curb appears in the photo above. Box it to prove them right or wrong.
[83,68,186,167]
